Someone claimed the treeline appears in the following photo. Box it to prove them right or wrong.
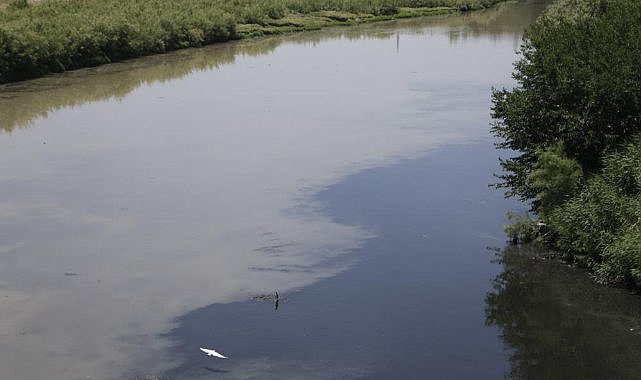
[0,0,502,83]
[492,0,641,288]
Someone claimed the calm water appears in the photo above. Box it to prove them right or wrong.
[2,1,641,379]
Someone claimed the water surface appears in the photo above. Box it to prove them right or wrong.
[5,2,639,379]
[167,143,518,379]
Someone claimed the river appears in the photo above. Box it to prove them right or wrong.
[2,1,641,379]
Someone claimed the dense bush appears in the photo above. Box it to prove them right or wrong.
[493,0,641,289]
[504,212,540,244]
[599,226,641,288]
[491,0,641,203]
[0,0,239,82]
[547,136,641,284]
[0,0,505,83]
[526,143,582,216]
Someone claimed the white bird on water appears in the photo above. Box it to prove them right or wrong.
[200,347,228,359]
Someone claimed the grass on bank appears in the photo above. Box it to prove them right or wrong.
[0,0,504,83]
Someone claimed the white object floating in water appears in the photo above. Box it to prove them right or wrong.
[200,347,228,359]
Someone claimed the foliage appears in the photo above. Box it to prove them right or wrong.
[7,0,28,10]
[0,0,505,83]
[598,226,641,288]
[0,0,238,82]
[547,136,641,285]
[527,143,582,216]
[491,0,641,202]
[504,212,540,244]
[493,0,641,290]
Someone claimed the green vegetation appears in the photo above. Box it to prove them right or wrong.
[548,137,641,286]
[526,143,583,215]
[504,212,541,244]
[492,0,641,288]
[0,0,505,83]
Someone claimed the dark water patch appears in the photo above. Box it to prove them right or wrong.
[165,142,519,379]
[165,139,641,380]
[487,244,641,379]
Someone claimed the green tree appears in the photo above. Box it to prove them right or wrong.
[527,143,582,216]
[491,0,641,202]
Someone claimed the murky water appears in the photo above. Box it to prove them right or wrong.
[167,143,518,379]
[3,1,641,379]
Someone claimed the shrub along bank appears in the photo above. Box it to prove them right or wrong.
[0,0,504,83]
[492,0,641,289]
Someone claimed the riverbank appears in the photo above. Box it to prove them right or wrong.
[0,0,507,83]
[492,0,641,289]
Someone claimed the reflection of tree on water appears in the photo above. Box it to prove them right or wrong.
[446,0,550,45]
[485,244,641,379]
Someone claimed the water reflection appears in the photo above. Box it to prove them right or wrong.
[0,0,545,133]
[486,244,641,379]
[0,1,549,379]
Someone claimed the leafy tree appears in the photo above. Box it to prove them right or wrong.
[493,0,641,289]
[491,0,641,202]
[527,143,582,216]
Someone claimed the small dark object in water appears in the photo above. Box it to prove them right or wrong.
[250,291,281,310]
[250,292,278,302]
[204,366,230,374]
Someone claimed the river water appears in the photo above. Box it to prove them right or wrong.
[2,1,641,379]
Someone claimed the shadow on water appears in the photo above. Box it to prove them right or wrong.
[0,0,548,133]
[486,244,641,379]
[163,143,520,380]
